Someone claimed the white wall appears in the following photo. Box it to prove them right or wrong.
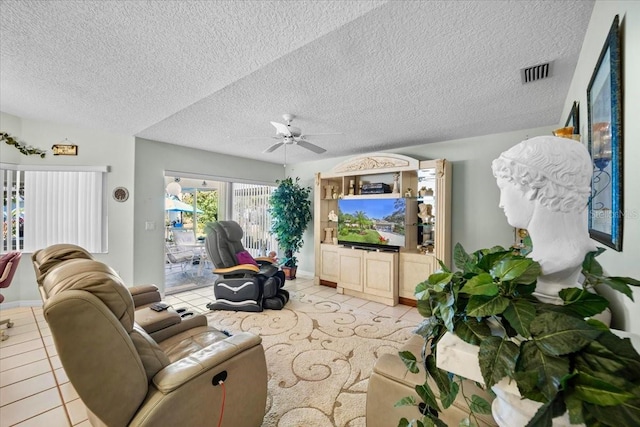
[559,1,640,332]
[292,0,640,333]
[3,0,637,330]
[0,113,284,304]
[0,112,135,303]
[133,138,283,293]
[289,125,556,278]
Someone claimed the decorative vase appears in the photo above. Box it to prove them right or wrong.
[324,185,333,199]
[323,228,334,244]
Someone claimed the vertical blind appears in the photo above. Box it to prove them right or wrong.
[2,164,107,253]
[232,183,277,256]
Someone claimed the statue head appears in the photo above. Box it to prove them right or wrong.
[492,135,592,216]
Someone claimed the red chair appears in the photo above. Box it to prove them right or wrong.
[0,251,22,341]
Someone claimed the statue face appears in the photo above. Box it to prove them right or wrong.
[496,177,534,229]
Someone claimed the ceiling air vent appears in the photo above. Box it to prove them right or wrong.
[521,61,553,84]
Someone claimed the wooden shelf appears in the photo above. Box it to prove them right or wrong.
[314,154,451,306]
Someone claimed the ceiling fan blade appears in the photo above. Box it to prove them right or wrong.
[300,132,344,138]
[296,139,326,154]
[270,121,292,137]
[264,142,284,153]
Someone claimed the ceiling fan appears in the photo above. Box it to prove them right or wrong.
[263,114,338,154]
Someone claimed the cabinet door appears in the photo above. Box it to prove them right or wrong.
[338,248,363,291]
[320,244,339,283]
[399,253,437,300]
[363,251,398,301]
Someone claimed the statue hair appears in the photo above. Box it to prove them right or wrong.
[491,136,592,213]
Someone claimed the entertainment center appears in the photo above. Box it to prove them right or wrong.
[314,153,451,306]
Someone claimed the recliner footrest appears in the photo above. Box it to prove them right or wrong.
[206,300,263,312]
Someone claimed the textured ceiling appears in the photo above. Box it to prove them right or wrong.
[1,0,595,165]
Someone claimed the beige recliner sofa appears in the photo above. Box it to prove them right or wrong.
[366,334,497,427]
[32,243,160,306]
[42,258,268,426]
[32,243,193,339]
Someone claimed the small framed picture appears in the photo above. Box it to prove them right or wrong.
[51,144,78,156]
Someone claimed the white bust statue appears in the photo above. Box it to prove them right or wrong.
[492,135,597,303]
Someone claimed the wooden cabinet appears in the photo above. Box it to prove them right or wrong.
[335,247,398,305]
[314,153,451,306]
[399,252,438,304]
[363,250,398,305]
[319,244,339,283]
[337,247,363,291]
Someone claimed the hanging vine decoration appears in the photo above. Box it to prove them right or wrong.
[1,131,47,158]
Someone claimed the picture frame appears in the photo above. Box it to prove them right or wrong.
[565,101,579,134]
[587,15,623,251]
[51,143,78,156]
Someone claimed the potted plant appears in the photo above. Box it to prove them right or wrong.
[397,243,640,427]
[268,177,312,279]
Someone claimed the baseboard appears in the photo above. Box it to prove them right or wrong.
[398,297,417,307]
[319,280,337,288]
[0,300,43,309]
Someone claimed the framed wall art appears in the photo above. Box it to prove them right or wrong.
[587,15,623,251]
[565,101,580,134]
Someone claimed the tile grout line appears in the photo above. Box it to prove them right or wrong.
[33,306,75,427]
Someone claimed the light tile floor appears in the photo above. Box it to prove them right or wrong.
[0,275,420,426]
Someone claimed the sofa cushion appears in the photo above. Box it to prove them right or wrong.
[236,250,258,267]
[32,243,93,285]
[130,324,171,381]
[42,259,136,331]
[158,326,231,363]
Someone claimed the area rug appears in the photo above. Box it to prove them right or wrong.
[206,292,417,427]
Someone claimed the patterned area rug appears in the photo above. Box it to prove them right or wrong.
[206,292,416,427]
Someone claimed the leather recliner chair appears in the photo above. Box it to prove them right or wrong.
[366,334,497,426]
[42,258,268,427]
[32,243,160,306]
[32,243,191,338]
[204,221,289,312]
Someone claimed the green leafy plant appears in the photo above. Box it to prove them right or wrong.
[397,243,640,427]
[268,177,312,268]
[1,131,46,157]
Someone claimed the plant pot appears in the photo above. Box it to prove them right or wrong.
[282,266,297,280]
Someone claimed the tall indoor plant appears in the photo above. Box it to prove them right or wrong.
[269,177,312,279]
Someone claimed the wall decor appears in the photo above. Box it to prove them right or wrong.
[565,101,580,134]
[113,187,129,202]
[52,143,78,156]
[587,14,622,251]
[1,131,46,157]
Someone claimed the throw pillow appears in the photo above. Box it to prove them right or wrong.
[236,250,258,267]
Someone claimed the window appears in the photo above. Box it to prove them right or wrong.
[2,164,107,253]
[232,183,277,256]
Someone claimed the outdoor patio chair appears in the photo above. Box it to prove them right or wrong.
[165,242,197,273]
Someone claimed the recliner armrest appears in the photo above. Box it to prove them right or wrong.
[129,284,162,307]
[152,332,262,393]
[214,264,259,274]
[149,315,208,343]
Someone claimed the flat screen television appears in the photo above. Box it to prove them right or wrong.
[337,198,406,250]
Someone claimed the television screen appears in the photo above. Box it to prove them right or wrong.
[337,198,406,249]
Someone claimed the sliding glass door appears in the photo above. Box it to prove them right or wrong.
[164,174,276,294]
